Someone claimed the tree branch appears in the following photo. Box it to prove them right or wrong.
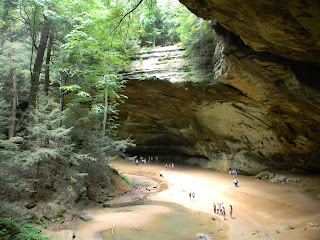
[113,0,144,32]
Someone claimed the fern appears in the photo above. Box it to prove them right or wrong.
[0,217,50,240]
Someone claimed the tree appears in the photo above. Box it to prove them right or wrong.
[0,41,30,138]
[21,97,86,193]
[178,9,216,67]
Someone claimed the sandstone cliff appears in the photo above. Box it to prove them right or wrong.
[116,1,320,174]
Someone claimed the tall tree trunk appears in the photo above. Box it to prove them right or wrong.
[59,75,66,127]
[102,89,108,134]
[28,20,50,108]
[9,69,17,139]
[44,36,53,95]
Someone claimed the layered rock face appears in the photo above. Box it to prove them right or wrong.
[116,1,320,174]
[179,0,320,63]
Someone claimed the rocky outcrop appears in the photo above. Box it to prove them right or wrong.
[179,0,320,63]
[117,43,320,174]
[42,230,75,240]
[116,1,320,174]
[43,202,63,221]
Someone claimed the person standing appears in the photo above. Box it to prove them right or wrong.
[221,202,225,211]
[189,192,192,201]
[222,207,226,220]
[217,203,220,215]
[229,205,233,219]
[192,192,195,201]
[213,203,216,214]
[155,156,158,163]
[228,167,232,175]
[233,178,238,187]
[171,163,174,170]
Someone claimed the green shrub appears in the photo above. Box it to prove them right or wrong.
[0,217,51,240]
[118,173,131,185]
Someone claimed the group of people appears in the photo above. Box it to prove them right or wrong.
[148,156,159,163]
[213,202,233,220]
[188,192,196,201]
[133,156,159,165]
[228,168,238,177]
[165,163,174,170]
[228,167,239,187]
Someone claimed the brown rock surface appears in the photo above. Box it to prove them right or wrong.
[117,45,320,173]
[117,11,320,174]
[179,0,320,63]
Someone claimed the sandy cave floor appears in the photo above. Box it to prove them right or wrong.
[108,161,320,240]
[46,161,320,240]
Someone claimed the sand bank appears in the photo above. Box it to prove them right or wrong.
[111,161,320,240]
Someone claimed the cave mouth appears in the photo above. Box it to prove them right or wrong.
[126,149,210,167]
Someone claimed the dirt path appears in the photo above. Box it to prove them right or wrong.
[111,161,320,240]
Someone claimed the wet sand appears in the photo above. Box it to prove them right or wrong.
[100,202,227,240]
[70,166,228,240]
[110,161,320,240]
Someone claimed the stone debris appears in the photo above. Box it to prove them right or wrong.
[255,171,300,184]
[42,230,75,240]
[275,230,280,234]
[285,226,295,230]
[255,171,274,180]
[307,223,319,228]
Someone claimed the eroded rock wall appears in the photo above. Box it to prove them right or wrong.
[179,0,320,63]
[116,0,320,174]
[116,44,320,174]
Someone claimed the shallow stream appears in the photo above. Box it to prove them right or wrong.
[99,202,227,240]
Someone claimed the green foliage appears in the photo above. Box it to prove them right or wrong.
[0,202,40,225]
[0,84,9,139]
[118,173,131,185]
[178,11,216,68]
[0,0,217,215]
[138,0,187,47]
[20,97,87,191]
[0,217,50,240]
[82,131,135,163]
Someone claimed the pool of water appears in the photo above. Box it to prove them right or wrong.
[100,202,228,240]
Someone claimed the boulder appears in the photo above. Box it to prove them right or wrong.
[255,171,277,180]
[307,223,318,228]
[42,230,75,240]
[43,203,63,221]
[255,171,271,179]
[269,174,287,184]
[25,201,37,209]
[80,211,94,222]
[286,178,301,183]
